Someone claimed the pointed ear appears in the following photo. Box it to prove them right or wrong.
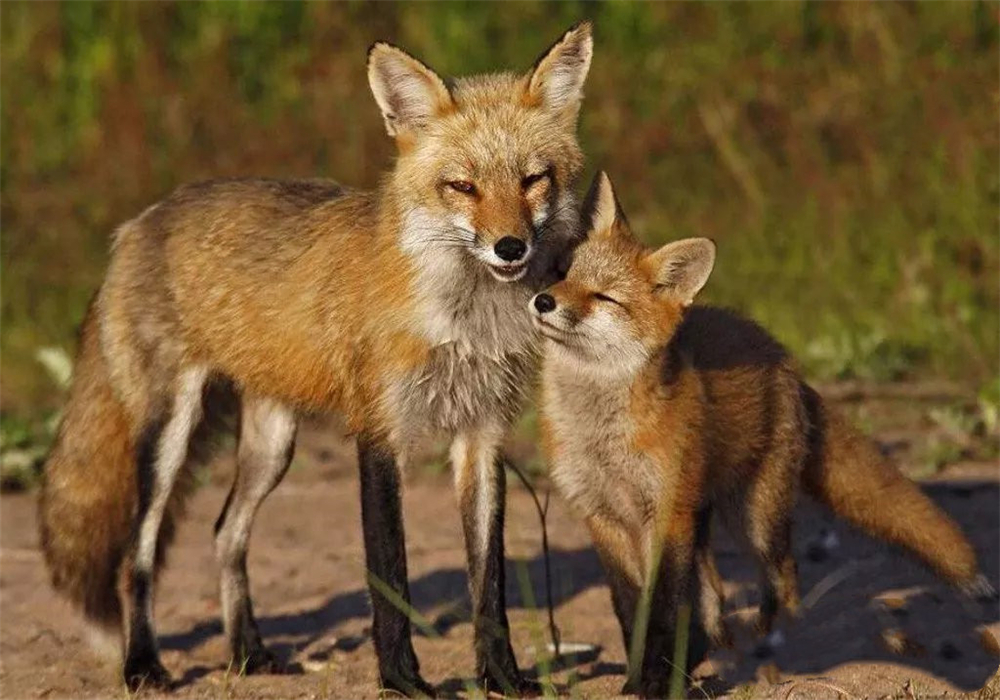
[582,170,626,239]
[367,42,453,137]
[645,238,716,306]
[525,21,593,118]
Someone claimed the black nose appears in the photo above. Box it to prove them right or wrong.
[494,236,527,262]
[534,293,556,314]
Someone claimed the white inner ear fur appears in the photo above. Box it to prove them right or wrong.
[368,44,451,136]
[528,23,593,115]
[650,238,716,306]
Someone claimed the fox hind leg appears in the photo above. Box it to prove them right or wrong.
[693,507,733,648]
[754,521,799,638]
[123,365,208,690]
[744,467,801,638]
[742,389,808,639]
[214,396,297,674]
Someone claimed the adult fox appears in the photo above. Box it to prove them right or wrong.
[39,23,594,695]
[531,172,996,696]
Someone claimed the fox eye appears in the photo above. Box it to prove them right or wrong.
[593,292,623,306]
[446,180,477,195]
[521,169,551,189]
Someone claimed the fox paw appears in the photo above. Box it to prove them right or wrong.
[480,671,543,697]
[123,655,172,692]
[379,670,436,698]
[621,675,671,699]
[235,646,281,675]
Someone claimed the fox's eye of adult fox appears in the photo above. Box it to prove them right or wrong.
[521,170,550,190]
[446,180,476,195]
[593,291,625,307]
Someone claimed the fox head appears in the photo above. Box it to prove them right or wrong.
[368,23,592,283]
[530,172,716,375]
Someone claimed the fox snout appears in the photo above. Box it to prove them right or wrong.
[530,290,580,330]
[493,236,528,263]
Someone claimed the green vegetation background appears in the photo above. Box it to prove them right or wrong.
[2,2,998,424]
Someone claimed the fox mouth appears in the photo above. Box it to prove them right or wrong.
[532,316,579,345]
[487,261,528,282]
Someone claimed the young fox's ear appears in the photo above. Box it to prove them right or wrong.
[645,238,716,306]
[368,43,453,137]
[525,21,593,119]
[582,170,627,239]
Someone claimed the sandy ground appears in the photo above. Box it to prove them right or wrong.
[1,397,998,700]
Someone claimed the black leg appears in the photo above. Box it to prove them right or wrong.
[607,572,639,663]
[635,535,703,699]
[358,436,434,698]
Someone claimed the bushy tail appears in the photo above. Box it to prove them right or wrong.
[801,385,991,595]
[39,303,137,643]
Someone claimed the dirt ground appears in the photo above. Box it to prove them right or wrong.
[1,391,998,700]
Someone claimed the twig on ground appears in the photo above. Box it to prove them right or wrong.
[504,456,561,657]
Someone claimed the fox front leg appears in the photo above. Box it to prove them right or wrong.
[450,429,537,696]
[357,436,435,698]
[632,517,708,699]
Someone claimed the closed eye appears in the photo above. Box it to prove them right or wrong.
[593,292,624,307]
[522,169,551,189]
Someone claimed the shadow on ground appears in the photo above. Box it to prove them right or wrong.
[160,480,999,694]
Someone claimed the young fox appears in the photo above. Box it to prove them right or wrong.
[39,23,594,695]
[532,172,995,696]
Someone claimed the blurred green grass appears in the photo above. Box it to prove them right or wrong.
[2,1,997,424]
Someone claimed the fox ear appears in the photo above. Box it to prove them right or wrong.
[525,21,593,119]
[368,43,453,137]
[582,171,626,239]
[645,238,716,306]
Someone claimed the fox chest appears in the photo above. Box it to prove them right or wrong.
[385,341,536,443]
[544,380,665,525]
[379,251,543,443]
